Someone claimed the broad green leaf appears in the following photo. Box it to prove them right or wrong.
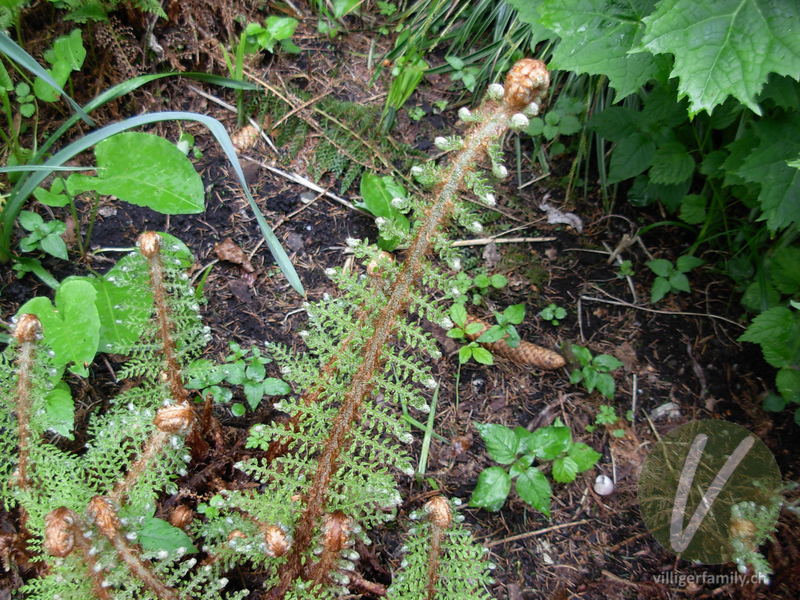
[507,0,556,48]
[648,257,674,276]
[458,345,473,364]
[445,55,465,70]
[595,373,616,400]
[609,133,656,183]
[539,0,660,101]
[472,347,494,365]
[42,382,74,439]
[516,467,551,516]
[527,425,571,461]
[741,280,781,314]
[34,29,85,102]
[66,132,204,214]
[14,257,60,289]
[650,277,671,302]
[509,454,534,478]
[184,359,226,389]
[762,393,787,412]
[231,403,246,417]
[552,456,579,483]
[18,279,100,376]
[668,271,690,293]
[261,378,291,395]
[40,232,68,260]
[356,173,410,250]
[676,255,704,273]
[475,423,519,464]
[18,210,43,231]
[135,517,197,554]
[449,303,467,327]
[568,442,601,472]
[777,368,800,405]
[679,194,706,224]
[588,106,640,142]
[770,246,800,294]
[641,0,800,115]
[735,116,800,231]
[476,326,505,344]
[244,382,264,410]
[592,354,622,372]
[469,467,511,512]
[332,0,360,18]
[245,361,266,382]
[570,344,592,367]
[464,322,484,336]
[649,141,695,184]
[739,307,800,368]
[503,303,525,325]
[34,178,71,207]
[265,16,298,41]
[490,274,508,288]
[583,367,599,393]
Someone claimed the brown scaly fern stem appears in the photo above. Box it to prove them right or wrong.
[423,497,452,600]
[269,59,550,598]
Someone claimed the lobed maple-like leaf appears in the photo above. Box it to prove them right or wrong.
[641,0,800,116]
[538,0,661,100]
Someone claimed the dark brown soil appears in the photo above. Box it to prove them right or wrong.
[1,4,798,599]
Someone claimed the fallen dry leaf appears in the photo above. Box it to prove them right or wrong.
[214,238,254,272]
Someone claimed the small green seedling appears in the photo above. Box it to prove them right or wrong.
[407,106,426,121]
[357,172,411,251]
[646,255,704,303]
[538,303,566,326]
[569,344,623,400]
[185,342,291,415]
[445,55,480,92]
[242,17,300,54]
[17,210,68,260]
[14,81,35,118]
[616,259,634,278]
[469,419,601,515]
[586,404,625,438]
[446,303,494,365]
[477,303,525,348]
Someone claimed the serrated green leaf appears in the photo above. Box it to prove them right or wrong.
[465,322,484,336]
[135,517,197,554]
[66,132,204,214]
[650,277,671,302]
[504,303,525,325]
[552,456,579,483]
[526,117,545,136]
[739,307,800,368]
[741,280,781,313]
[593,354,623,372]
[40,232,68,260]
[679,194,707,224]
[676,255,704,273]
[472,347,494,365]
[516,467,551,516]
[507,0,557,47]
[449,302,467,327]
[609,133,656,184]
[588,106,640,142]
[539,0,660,100]
[668,271,690,292]
[490,274,508,288]
[458,345,473,364]
[570,344,592,367]
[509,454,534,478]
[527,425,571,460]
[476,326,505,344]
[34,179,71,207]
[777,368,800,405]
[473,273,490,288]
[262,378,291,395]
[647,259,673,278]
[649,141,695,184]
[595,373,616,400]
[469,466,511,512]
[641,0,800,115]
[770,246,800,294]
[475,423,519,464]
[568,442,601,471]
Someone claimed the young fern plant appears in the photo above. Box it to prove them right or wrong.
[0,232,242,600]
[200,59,558,599]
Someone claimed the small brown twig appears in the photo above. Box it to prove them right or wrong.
[485,519,590,548]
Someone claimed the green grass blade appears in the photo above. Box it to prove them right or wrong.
[0,111,304,295]
[0,165,94,173]
[0,31,93,125]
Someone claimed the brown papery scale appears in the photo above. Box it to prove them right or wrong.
[43,507,75,557]
[169,505,194,529]
[322,512,351,553]
[264,525,291,558]
[504,58,549,110]
[13,313,41,344]
[424,496,452,529]
[154,403,196,434]
[87,496,120,538]
[138,231,161,258]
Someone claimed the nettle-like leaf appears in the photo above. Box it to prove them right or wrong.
[739,306,800,368]
[641,0,800,116]
[66,132,205,215]
[734,115,800,231]
[538,0,662,100]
